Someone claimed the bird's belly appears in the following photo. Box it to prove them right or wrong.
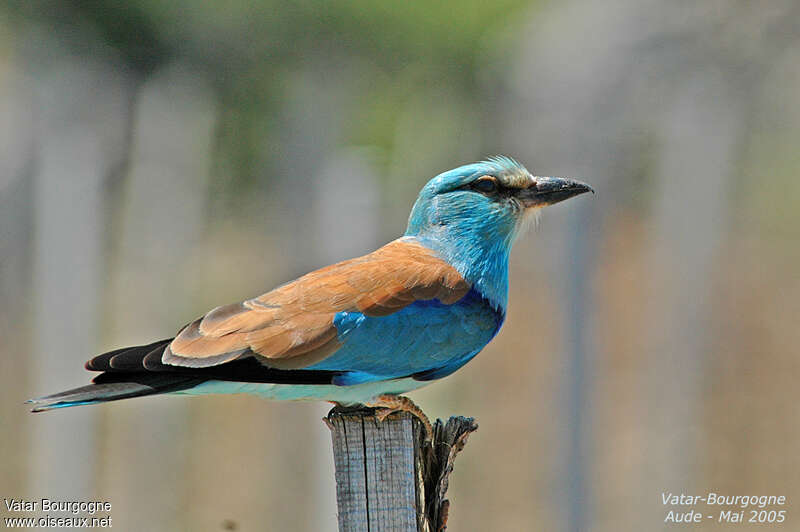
[173,377,429,405]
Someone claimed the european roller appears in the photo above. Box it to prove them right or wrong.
[29,156,592,435]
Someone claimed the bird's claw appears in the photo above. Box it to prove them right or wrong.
[366,394,434,443]
[373,408,394,423]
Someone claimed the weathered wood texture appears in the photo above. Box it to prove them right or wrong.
[326,407,477,532]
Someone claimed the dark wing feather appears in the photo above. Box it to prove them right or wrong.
[85,339,169,371]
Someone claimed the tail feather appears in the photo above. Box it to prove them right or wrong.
[28,374,204,413]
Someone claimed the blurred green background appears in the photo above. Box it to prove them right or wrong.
[1,1,799,530]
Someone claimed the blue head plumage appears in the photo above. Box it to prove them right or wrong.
[405,156,592,310]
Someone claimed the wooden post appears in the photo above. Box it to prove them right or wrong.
[326,406,477,532]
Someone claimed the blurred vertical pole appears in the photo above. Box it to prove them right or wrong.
[501,11,622,531]
[561,200,598,532]
[311,150,380,531]
[313,151,380,262]
[30,113,100,503]
[28,57,132,500]
[499,3,633,528]
[261,64,372,531]
[102,65,216,531]
[643,75,738,509]
[0,53,36,497]
[502,2,753,529]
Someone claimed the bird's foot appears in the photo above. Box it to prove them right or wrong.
[365,394,433,442]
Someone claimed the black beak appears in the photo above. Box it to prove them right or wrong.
[518,176,594,208]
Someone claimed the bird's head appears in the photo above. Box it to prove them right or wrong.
[405,156,593,246]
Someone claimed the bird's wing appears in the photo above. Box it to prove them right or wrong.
[160,238,470,370]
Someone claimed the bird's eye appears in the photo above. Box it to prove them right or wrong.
[473,176,499,194]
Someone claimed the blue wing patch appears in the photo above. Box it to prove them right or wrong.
[308,289,504,384]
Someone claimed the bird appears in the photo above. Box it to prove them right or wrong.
[28,156,592,437]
